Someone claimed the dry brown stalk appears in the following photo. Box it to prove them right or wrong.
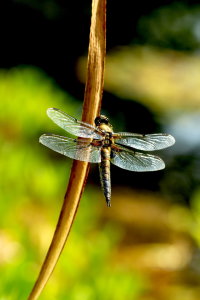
[27,0,106,299]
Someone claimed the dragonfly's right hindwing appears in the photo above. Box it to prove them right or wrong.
[111,145,165,172]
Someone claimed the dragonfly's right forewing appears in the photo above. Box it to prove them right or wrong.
[114,132,175,151]
[39,134,101,163]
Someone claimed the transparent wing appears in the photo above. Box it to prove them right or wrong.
[39,134,101,163]
[111,145,165,171]
[114,132,175,151]
[47,108,103,139]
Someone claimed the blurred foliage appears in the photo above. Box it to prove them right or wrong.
[137,3,200,50]
[1,66,200,300]
[78,46,200,112]
[0,67,145,299]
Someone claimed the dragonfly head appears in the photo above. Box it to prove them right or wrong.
[95,115,111,127]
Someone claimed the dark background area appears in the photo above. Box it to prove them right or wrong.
[1,0,199,93]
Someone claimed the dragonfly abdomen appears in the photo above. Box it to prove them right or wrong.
[99,148,111,207]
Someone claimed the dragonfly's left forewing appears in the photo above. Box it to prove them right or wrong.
[111,145,165,172]
[114,132,175,151]
[47,108,103,139]
[39,134,101,163]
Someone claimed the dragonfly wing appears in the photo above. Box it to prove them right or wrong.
[114,132,175,151]
[111,145,165,171]
[47,108,103,139]
[39,134,101,163]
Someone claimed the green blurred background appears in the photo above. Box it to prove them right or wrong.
[1,1,200,299]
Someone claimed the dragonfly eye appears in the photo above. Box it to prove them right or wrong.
[95,115,109,126]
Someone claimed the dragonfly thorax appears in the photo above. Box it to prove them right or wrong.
[102,132,114,147]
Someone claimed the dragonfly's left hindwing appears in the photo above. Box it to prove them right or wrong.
[39,134,101,163]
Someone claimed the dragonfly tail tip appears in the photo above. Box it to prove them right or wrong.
[106,199,111,207]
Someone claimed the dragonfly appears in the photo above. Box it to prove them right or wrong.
[39,108,175,207]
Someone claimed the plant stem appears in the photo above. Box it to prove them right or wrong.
[27,0,106,299]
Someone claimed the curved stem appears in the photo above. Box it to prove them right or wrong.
[27,0,106,299]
